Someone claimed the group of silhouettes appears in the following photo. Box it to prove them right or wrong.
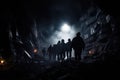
[46,32,85,62]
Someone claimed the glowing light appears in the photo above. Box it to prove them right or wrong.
[1,60,4,64]
[89,49,95,55]
[0,59,5,65]
[34,49,38,53]
[49,23,76,44]
[61,23,71,32]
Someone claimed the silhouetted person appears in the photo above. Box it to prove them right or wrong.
[66,38,72,59]
[52,44,57,61]
[72,32,85,61]
[56,41,61,61]
[42,47,46,57]
[47,45,53,61]
[60,39,66,60]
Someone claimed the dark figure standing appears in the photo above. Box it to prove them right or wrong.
[52,44,57,61]
[42,47,46,57]
[66,38,72,59]
[56,41,61,61]
[60,39,66,60]
[72,32,85,61]
[47,45,53,61]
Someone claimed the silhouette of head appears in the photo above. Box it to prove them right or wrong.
[61,39,64,43]
[76,32,81,36]
[50,45,52,47]
[57,41,60,44]
[68,38,71,42]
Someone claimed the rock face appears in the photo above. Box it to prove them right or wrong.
[76,6,120,63]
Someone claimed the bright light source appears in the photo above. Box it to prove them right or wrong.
[0,59,5,65]
[49,23,76,44]
[1,60,4,64]
[88,49,95,55]
[61,23,71,32]
[34,49,38,53]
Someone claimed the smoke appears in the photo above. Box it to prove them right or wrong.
[28,1,102,49]
[49,24,76,44]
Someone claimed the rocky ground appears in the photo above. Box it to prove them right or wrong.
[0,59,120,80]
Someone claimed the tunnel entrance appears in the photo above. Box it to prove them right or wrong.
[1,0,120,80]
[0,1,120,78]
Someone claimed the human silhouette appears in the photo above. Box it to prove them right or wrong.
[47,45,53,61]
[60,39,66,60]
[42,47,46,57]
[66,38,72,59]
[52,44,57,61]
[71,32,85,61]
[56,41,61,61]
